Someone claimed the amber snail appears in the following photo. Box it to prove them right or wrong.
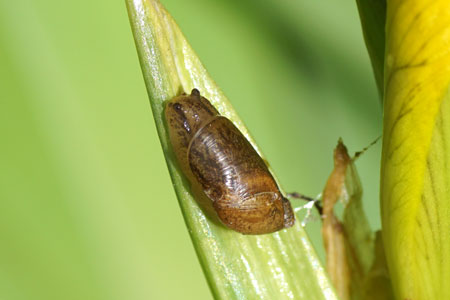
[165,89,295,234]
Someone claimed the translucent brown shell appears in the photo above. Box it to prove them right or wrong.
[165,89,295,234]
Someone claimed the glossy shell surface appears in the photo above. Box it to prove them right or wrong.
[165,89,295,234]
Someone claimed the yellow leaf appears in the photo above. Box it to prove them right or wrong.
[381,1,450,299]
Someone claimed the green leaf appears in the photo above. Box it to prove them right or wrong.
[355,0,386,98]
[342,155,373,277]
[341,150,394,300]
[362,232,394,300]
[125,0,337,299]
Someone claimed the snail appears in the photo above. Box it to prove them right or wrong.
[165,89,295,234]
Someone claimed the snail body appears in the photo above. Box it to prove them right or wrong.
[165,89,295,234]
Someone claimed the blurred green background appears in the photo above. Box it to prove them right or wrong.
[0,0,381,299]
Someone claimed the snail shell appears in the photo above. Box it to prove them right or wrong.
[165,89,295,234]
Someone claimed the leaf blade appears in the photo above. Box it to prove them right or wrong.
[355,0,387,98]
[125,0,337,299]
